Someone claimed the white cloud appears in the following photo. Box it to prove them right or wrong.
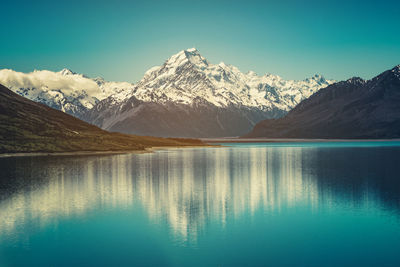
[0,69,104,99]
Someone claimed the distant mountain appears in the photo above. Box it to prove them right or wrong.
[0,84,203,153]
[0,68,134,119]
[84,48,334,137]
[245,65,400,139]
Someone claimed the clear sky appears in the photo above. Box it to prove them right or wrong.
[1,0,400,82]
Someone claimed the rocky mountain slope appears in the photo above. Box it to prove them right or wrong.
[85,48,334,137]
[245,65,400,139]
[0,84,203,153]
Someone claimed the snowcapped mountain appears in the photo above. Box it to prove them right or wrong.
[85,48,334,137]
[0,68,134,118]
[108,48,332,111]
[0,48,334,137]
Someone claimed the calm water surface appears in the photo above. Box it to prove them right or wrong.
[0,142,400,266]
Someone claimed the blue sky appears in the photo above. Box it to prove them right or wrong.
[1,0,400,82]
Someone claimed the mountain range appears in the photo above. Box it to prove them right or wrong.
[0,48,333,137]
[245,65,400,139]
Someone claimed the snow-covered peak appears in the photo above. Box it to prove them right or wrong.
[263,73,282,80]
[391,65,400,74]
[218,62,227,68]
[247,70,258,77]
[144,65,161,77]
[92,76,105,84]
[392,65,400,80]
[186,47,197,53]
[59,68,76,76]
[346,77,365,85]
[165,48,209,69]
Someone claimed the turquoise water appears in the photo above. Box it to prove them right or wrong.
[1,142,400,266]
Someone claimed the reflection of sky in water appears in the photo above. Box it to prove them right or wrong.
[1,144,399,245]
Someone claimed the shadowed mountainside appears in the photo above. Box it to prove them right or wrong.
[84,96,279,138]
[245,65,400,139]
[0,84,204,153]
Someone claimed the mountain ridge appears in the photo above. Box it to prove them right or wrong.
[245,65,400,139]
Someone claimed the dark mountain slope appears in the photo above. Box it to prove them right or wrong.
[84,96,279,138]
[0,84,203,153]
[245,65,400,139]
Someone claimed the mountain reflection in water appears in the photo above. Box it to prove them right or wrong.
[1,144,399,244]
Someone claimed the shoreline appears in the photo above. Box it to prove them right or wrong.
[0,144,216,158]
[2,138,399,157]
[201,138,400,143]
[0,149,145,158]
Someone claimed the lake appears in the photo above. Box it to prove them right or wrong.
[1,142,400,266]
